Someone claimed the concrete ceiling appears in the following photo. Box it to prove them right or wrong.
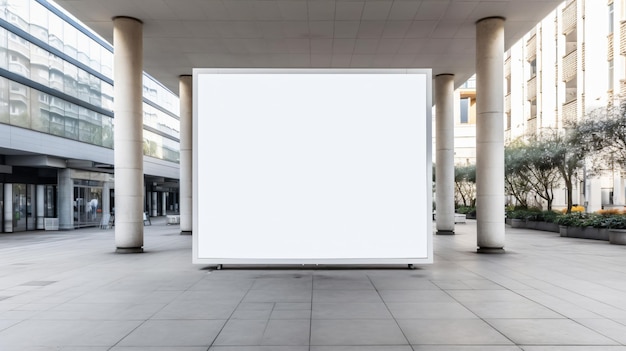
[53,0,563,94]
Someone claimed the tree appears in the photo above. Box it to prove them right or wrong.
[505,139,562,210]
[505,142,531,208]
[454,164,476,207]
[540,129,586,213]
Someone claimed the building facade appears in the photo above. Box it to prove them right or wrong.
[0,0,180,232]
[505,0,626,212]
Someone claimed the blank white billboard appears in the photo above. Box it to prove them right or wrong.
[193,69,432,265]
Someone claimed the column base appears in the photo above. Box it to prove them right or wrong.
[436,230,455,235]
[180,230,192,235]
[116,247,144,254]
[477,247,505,254]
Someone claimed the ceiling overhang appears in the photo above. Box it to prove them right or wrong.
[53,0,563,94]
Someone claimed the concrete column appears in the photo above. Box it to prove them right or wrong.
[102,182,111,217]
[36,185,44,230]
[151,192,158,217]
[58,169,73,230]
[588,177,602,212]
[113,16,144,253]
[162,192,167,215]
[435,74,456,235]
[476,17,505,253]
[3,184,12,232]
[179,75,192,234]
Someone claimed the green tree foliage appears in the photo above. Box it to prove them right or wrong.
[505,138,561,211]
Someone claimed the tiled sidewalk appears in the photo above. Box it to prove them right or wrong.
[1,218,626,350]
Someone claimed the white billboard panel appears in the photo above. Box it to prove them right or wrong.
[193,69,432,265]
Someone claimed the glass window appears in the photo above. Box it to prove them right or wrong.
[49,53,64,91]
[8,32,30,78]
[101,82,113,112]
[101,50,113,79]
[77,68,90,103]
[143,103,180,139]
[0,77,9,125]
[143,129,180,163]
[102,115,113,148]
[0,28,7,71]
[29,1,49,43]
[48,12,64,52]
[460,98,469,124]
[76,31,90,67]
[49,96,64,136]
[89,74,101,107]
[63,61,78,96]
[30,88,50,133]
[9,81,30,128]
[6,0,29,32]
[79,107,102,145]
[65,102,79,139]
[89,40,101,71]
[63,22,78,60]
[30,43,49,85]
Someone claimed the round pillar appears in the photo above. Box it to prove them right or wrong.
[179,75,192,234]
[476,17,505,253]
[113,16,144,253]
[435,74,456,235]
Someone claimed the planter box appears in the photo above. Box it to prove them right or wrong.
[531,221,559,233]
[560,226,609,241]
[510,219,526,228]
[609,229,626,245]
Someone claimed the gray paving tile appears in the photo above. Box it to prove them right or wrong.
[213,319,310,346]
[152,301,239,319]
[462,300,564,319]
[312,302,393,319]
[311,319,408,345]
[113,348,207,351]
[0,320,142,348]
[242,289,311,303]
[411,347,522,351]
[397,319,514,345]
[117,320,226,347]
[209,347,309,351]
[378,289,457,303]
[487,319,618,345]
[572,318,626,344]
[520,347,626,351]
[313,289,383,303]
[387,302,478,319]
[311,347,413,351]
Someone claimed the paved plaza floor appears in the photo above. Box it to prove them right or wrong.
[1,218,626,350]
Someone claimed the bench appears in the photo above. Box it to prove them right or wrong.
[166,215,180,225]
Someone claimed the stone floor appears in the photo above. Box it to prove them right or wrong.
[1,217,626,350]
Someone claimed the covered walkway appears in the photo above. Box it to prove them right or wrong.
[1,219,626,350]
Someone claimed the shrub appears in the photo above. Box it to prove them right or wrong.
[456,206,474,214]
[561,205,585,213]
[596,208,624,216]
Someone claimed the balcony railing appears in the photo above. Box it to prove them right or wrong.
[621,21,626,55]
[562,49,577,82]
[562,99,577,125]
[608,32,614,61]
[527,76,537,101]
[526,35,537,61]
[562,0,577,35]
[620,79,626,97]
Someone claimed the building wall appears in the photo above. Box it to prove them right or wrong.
[506,0,626,211]
[0,0,181,231]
